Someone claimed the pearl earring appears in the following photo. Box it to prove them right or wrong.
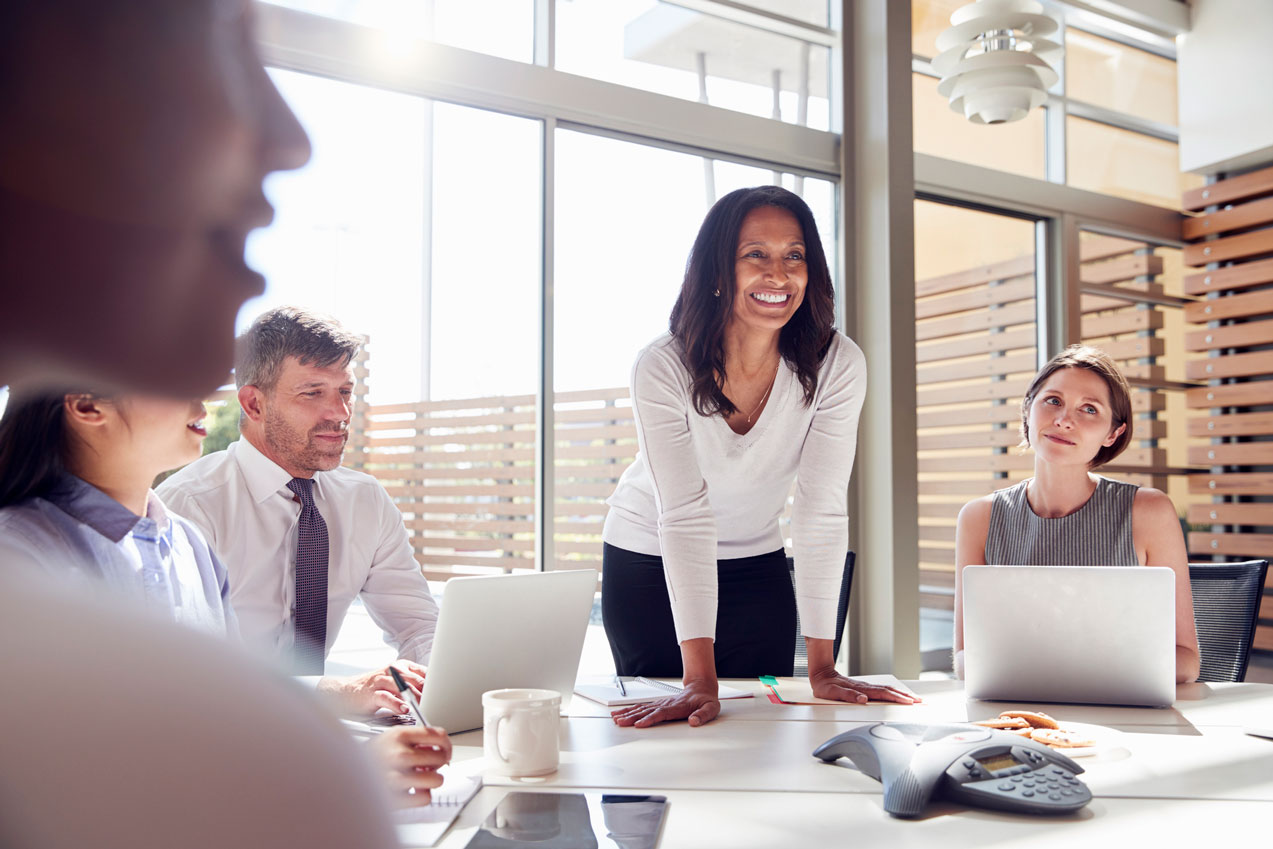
[714,288,720,297]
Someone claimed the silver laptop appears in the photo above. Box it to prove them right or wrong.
[420,569,597,733]
[963,565,1176,707]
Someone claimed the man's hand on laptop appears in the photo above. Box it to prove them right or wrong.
[317,661,428,716]
[368,724,452,807]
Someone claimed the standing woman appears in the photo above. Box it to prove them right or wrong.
[602,186,917,729]
[952,345,1200,683]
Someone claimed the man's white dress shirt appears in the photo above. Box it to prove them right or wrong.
[157,436,437,666]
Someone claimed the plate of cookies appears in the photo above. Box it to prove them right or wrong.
[971,710,1118,758]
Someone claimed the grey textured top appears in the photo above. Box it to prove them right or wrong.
[984,476,1139,566]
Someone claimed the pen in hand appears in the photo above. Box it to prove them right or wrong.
[389,665,431,728]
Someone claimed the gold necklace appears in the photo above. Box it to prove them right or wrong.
[745,362,780,424]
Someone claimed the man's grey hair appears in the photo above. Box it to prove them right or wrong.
[235,306,362,392]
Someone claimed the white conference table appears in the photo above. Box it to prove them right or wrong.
[417,679,1273,848]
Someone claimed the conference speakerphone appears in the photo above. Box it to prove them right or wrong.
[813,722,1092,817]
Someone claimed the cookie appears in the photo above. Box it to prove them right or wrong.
[998,710,1060,730]
[1030,727,1096,748]
[972,716,1031,730]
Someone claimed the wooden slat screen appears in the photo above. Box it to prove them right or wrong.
[1183,165,1273,656]
[347,381,794,581]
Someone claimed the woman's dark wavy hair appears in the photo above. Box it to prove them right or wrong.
[0,390,83,508]
[669,185,835,417]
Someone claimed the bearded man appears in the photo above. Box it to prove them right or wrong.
[160,306,438,714]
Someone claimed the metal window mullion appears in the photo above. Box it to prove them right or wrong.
[533,0,554,68]
[1036,213,1081,365]
[535,118,556,573]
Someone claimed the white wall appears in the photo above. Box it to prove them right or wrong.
[1178,0,1273,175]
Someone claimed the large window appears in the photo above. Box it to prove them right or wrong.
[247,69,543,582]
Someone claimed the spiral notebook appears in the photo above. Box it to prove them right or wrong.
[573,676,753,707]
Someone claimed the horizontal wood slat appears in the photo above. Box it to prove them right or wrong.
[916,454,1033,473]
[1185,350,1273,380]
[1182,164,1273,211]
[1182,228,1273,267]
[1183,288,1273,323]
[916,352,1037,384]
[1080,254,1164,286]
[918,478,1011,496]
[1188,443,1273,466]
[916,327,1035,363]
[917,429,1021,451]
[916,300,1036,341]
[1187,412,1273,438]
[1101,335,1167,360]
[916,404,1021,429]
[915,255,1034,298]
[1183,256,1273,295]
[917,377,1030,407]
[1184,318,1273,352]
[1185,382,1273,408]
[1183,195,1273,240]
[915,277,1033,320]
[1187,473,1273,495]
[1080,308,1164,338]
[1188,532,1273,558]
[1187,503,1273,526]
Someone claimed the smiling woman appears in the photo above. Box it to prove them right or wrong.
[599,186,919,730]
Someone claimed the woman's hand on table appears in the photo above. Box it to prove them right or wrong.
[610,679,721,728]
[808,666,922,705]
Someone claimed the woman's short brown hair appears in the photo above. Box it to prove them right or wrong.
[1019,344,1133,468]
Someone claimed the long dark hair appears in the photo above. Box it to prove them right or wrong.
[669,185,836,417]
[0,391,78,507]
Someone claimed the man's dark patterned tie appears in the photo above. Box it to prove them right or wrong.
[287,477,328,675]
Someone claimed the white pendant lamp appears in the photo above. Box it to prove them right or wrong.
[933,0,1062,125]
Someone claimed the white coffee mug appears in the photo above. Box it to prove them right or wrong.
[483,688,561,777]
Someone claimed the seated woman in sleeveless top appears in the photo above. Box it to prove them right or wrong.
[953,345,1200,684]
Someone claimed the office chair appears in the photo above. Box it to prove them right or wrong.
[1189,559,1269,683]
[788,552,855,677]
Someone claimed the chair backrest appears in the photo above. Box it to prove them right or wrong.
[1189,559,1269,683]
[788,552,855,677]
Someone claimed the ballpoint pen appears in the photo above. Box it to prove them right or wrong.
[614,674,627,697]
[389,665,430,727]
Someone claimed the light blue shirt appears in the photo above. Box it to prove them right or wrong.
[0,475,237,637]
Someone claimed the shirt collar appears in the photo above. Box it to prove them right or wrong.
[45,474,144,544]
[232,435,326,503]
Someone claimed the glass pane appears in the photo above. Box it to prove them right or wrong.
[913,73,1047,179]
[1076,232,1195,524]
[912,0,970,59]
[914,200,1038,673]
[552,129,837,636]
[1065,28,1177,126]
[250,70,542,581]
[556,0,831,130]
[264,0,534,63]
[1067,117,1204,208]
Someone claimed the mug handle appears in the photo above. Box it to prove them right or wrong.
[493,714,511,764]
